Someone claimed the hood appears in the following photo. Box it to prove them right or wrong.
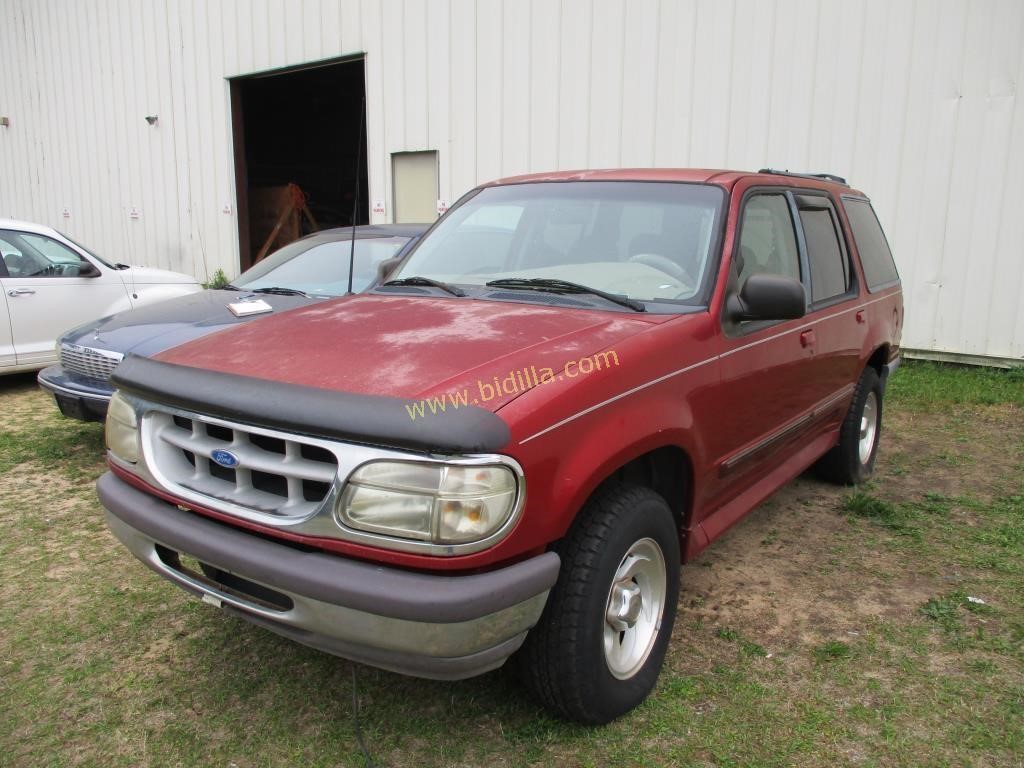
[154,294,669,410]
[118,265,200,285]
[60,290,314,357]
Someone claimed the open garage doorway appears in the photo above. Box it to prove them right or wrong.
[230,57,368,271]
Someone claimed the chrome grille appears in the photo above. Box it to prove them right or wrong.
[146,411,339,518]
[59,343,123,381]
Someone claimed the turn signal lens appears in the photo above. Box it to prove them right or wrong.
[105,391,139,464]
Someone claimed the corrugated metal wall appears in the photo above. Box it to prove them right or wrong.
[1,0,1021,361]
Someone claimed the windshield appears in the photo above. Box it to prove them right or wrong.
[237,234,412,297]
[392,181,724,309]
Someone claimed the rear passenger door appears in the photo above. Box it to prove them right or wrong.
[793,192,863,417]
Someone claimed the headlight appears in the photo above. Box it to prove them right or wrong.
[105,391,139,464]
[337,461,519,545]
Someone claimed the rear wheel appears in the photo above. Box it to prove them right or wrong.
[814,366,883,485]
[518,484,680,723]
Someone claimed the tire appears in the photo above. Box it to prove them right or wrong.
[518,483,681,724]
[814,366,883,485]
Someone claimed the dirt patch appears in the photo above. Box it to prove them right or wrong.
[673,402,1024,661]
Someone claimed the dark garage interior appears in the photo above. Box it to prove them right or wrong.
[231,57,368,270]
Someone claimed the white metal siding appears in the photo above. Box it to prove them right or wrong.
[0,0,1021,360]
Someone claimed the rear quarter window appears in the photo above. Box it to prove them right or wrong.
[844,198,900,291]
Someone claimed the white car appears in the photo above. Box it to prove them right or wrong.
[0,219,200,373]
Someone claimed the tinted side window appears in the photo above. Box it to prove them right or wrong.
[736,194,800,288]
[798,207,849,303]
[844,198,900,291]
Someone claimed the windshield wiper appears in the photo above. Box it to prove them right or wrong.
[485,278,646,312]
[248,286,312,297]
[222,283,242,291]
[383,276,467,297]
[113,263,130,270]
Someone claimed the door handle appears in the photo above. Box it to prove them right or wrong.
[799,329,816,348]
[7,288,35,296]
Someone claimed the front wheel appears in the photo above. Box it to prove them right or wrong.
[518,484,680,724]
[814,366,883,485]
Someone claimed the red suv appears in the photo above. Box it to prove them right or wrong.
[98,169,902,723]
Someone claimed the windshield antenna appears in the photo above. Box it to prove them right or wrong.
[346,96,366,295]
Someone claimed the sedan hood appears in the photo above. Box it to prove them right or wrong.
[154,294,668,410]
[119,265,200,285]
[61,290,314,358]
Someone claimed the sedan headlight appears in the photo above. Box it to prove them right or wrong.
[105,391,139,464]
[337,461,520,545]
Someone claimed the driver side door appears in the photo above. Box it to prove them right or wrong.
[699,191,819,533]
[0,229,127,367]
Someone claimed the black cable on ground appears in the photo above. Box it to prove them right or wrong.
[351,665,375,768]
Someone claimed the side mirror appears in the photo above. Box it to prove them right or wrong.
[727,274,806,322]
[76,262,102,278]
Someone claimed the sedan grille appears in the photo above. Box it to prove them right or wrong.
[59,343,123,381]
[146,411,339,518]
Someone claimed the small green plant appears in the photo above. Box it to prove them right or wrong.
[739,638,768,658]
[812,640,852,663]
[715,627,768,657]
[921,594,965,632]
[841,491,920,538]
[920,591,993,634]
[842,491,898,520]
[202,268,231,289]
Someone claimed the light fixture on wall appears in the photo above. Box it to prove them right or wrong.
[0,117,9,127]
[144,115,158,126]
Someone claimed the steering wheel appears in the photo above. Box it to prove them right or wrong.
[39,263,77,277]
[628,252,693,285]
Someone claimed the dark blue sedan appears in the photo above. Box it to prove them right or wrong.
[39,224,427,420]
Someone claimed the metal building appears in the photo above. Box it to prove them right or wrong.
[1,0,1021,363]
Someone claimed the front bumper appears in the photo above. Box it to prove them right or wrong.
[37,365,113,421]
[97,472,559,679]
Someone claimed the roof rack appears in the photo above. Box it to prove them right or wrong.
[757,168,848,186]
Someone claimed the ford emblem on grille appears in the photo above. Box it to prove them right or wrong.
[210,449,240,469]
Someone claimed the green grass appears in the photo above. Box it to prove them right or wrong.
[2,361,1023,767]
[0,418,105,477]
[812,640,852,663]
[715,626,768,658]
[920,592,974,633]
[841,490,922,539]
[887,359,1024,410]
